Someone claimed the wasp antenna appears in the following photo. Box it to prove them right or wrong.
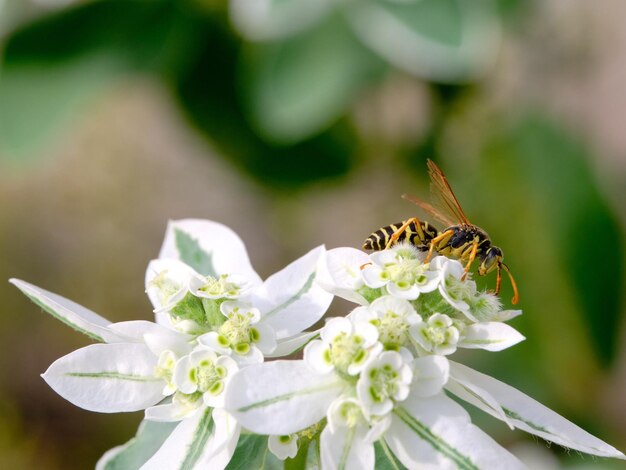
[501,263,519,305]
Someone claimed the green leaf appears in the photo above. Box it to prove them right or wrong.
[0,1,204,161]
[97,420,177,470]
[374,440,407,470]
[173,14,358,189]
[346,0,499,82]
[226,434,282,470]
[481,116,623,366]
[174,228,217,277]
[243,14,382,143]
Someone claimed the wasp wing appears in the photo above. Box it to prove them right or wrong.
[427,159,471,225]
[401,194,455,227]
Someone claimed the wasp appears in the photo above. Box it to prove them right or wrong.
[363,159,519,304]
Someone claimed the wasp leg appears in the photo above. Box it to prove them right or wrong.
[461,239,479,281]
[501,263,519,305]
[495,264,502,295]
[385,217,421,249]
[424,229,454,263]
[360,262,372,270]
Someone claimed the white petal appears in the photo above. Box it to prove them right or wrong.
[364,414,391,444]
[320,424,374,470]
[145,402,199,422]
[197,332,232,356]
[492,309,523,322]
[141,407,240,470]
[42,343,163,412]
[253,324,277,354]
[108,320,192,357]
[386,282,420,300]
[416,272,440,293]
[317,247,369,291]
[321,317,353,343]
[349,306,374,323]
[385,393,525,469]
[232,345,264,366]
[158,219,262,286]
[144,259,199,316]
[369,250,397,266]
[173,355,197,394]
[253,246,333,338]
[460,322,525,351]
[361,265,387,289]
[266,329,320,358]
[304,340,334,374]
[412,356,449,398]
[428,256,449,272]
[10,279,121,343]
[449,362,626,459]
[221,300,260,322]
[268,434,299,460]
[408,322,432,352]
[317,247,370,305]
[369,295,417,319]
[225,360,344,435]
[354,321,380,348]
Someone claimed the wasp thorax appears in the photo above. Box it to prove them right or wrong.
[479,246,503,275]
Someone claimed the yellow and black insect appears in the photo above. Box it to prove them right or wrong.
[363,159,519,304]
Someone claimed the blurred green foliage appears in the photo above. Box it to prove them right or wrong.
[483,117,623,366]
[0,0,624,468]
[0,0,519,187]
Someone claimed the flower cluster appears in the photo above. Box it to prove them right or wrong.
[226,244,530,468]
[11,220,332,469]
[11,221,625,469]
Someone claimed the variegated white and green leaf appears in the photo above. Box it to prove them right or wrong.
[96,420,177,470]
[159,219,261,286]
[459,322,525,352]
[42,343,164,412]
[141,408,239,470]
[449,362,626,460]
[225,360,345,435]
[321,422,374,470]
[386,393,525,470]
[265,329,320,358]
[252,246,332,338]
[10,278,123,343]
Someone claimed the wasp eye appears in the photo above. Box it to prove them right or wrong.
[480,247,502,275]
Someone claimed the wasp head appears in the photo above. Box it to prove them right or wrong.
[478,246,503,275]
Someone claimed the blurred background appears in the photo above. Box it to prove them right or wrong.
[0,0,625,468]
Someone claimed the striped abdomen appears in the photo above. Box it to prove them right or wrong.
[363,220,439,251]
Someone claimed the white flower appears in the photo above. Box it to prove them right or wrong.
[268,434,298,460]
[362,244,439,300]
[147,219,333,355]
[304,317,382,376]
[224,245,626,468]
[10,219,334,470]
[356,350,413,417]
[410,312,460,356]
[351,295,421,350]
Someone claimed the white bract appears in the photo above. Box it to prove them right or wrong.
[10,224,626,469]
[11,219,333,470]
[225,243,626,468]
